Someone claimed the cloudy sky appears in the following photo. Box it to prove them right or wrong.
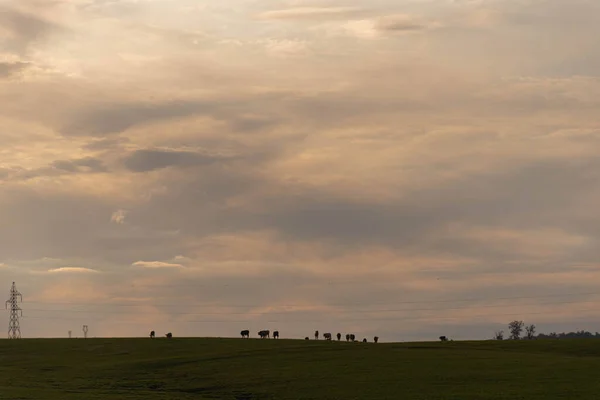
[1,0,599,341]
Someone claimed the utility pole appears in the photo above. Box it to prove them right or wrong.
[68,331,72,339]
[83,325,88,339]
[5,282,23,339]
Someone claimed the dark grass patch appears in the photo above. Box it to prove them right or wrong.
[2,338,600,399]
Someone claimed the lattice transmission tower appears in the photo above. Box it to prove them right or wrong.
[5,282,23,339]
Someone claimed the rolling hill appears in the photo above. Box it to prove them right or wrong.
[1,337,599,399]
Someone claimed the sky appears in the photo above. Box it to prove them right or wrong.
[0,0,599,341]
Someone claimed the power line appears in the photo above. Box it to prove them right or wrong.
[19,298,600,316]
[18,297,600,322]
[21,290,600,309]
[19,307,600,324]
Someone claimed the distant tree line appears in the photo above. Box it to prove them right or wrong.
[494,321,600,340]
[536,330,600,339]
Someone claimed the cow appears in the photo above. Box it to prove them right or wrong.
[273,331,280,339]
[350,334,355,342]
[345,334,350,342]
[241,330,250,338]
[150,331,155,339]
[314,330,319,340]
[374,336,379,343]
[337,333,342,341]
[258,330,270,339]
[324,333,332,341]
[440,336,448,342]
[165,332,173,339]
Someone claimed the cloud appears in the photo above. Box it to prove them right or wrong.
[344,15,437,39]
[0,157,108,182]
[1,0,599,341]
[111,210,128,224]
[50,157,107,173]
[259,39,309,56]
[0,6,62,54]
[122,149,227,172]
[0,61,30,78]
[61,100,214,136]
[84,137,130,151]
[257,7,362,20]
[131,261,184,269]
[375,15,434,33]
[0,188,117,261]
[47,267,100,274]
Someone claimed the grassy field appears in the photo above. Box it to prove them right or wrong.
[1,338,599,399]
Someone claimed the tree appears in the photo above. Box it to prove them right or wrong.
[537,330,600,339]
[525,324,536,340]
[508,320,524,340]
[494,330,504,340]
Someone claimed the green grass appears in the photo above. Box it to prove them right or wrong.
[1,338,600,399]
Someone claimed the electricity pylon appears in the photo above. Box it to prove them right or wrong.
[5,282,23,339]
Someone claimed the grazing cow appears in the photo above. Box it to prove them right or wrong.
[345,334,350,342]
[362,338,367,343]
[324,333,332,341]
[165,332,173,339]
[350,334,356,342]
[241,330,250,338]
[374,336,379,344]
[150,331,155,339]
[439,336,448,342]
[337,333,342,341]
[258,330,270,339]
[273,331,279,339]
[314,330,319,340]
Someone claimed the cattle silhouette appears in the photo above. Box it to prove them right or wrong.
[258,330,270,339]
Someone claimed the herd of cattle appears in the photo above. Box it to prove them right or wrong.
[149,329,381,343]
[242,329,379,343]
